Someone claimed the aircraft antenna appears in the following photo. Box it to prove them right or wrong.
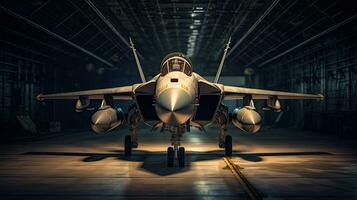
[214,37,231,83]
[129,37,146,82]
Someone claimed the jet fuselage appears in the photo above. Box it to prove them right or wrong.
[155,71,197,126]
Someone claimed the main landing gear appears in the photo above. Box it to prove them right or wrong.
[124,127,139,156]
[219,127,232,157]
[216,104,232,156]
[125,105,140,156]
[224,135,232,157]
[124,135,132,156]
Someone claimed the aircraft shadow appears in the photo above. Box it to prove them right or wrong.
[23,150,331,176]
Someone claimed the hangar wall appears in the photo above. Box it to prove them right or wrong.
[0,36,144,136]
[258,24,357,137]
[0,43,97,135]
[0,44,55,134]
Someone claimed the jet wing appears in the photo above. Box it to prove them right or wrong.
[223,85,324,100]
[37,85,134,101]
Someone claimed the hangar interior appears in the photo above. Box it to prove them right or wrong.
[0,0,357,199]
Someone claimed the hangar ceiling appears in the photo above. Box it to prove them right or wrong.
[0,0,356,76]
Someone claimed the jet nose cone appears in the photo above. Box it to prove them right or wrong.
[156,88,194,125]
[158,88,191,112]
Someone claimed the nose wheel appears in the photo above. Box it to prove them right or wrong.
[167,146,185,167]
[178,147,185,167]
[167,147,174,167]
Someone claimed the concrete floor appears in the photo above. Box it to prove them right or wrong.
[0,125,357,199]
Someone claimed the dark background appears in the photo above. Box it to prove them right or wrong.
[0,0,356,138]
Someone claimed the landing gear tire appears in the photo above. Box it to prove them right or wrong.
[125,135,132,156]
[178,147,185,168]
[167,147,174,167]
[225,135,232,157]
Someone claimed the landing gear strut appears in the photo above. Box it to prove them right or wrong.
[215,104,232,156]
[125,105,141,156]
[218,127,226,148]
[130,127,138,148]
[124,127,139,156]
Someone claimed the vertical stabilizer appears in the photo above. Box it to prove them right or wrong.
[129,37,146,82]
[214,37,231,83]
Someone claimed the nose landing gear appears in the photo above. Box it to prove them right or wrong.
[167,145,185,167]
[167,127,185,167]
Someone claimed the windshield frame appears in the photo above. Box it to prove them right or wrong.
[161,56,192,76]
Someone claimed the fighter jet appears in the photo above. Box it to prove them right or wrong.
[37,38,324,167]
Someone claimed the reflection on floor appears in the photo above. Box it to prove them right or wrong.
[0,125,357,199]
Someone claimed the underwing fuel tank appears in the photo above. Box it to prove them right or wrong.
[91,105,124,134]
[232,106,261,133]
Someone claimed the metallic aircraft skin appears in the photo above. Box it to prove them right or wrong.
[155,71,197,126]
[37,39,324,165]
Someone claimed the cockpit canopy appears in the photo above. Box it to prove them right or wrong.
[160,52,192,76]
